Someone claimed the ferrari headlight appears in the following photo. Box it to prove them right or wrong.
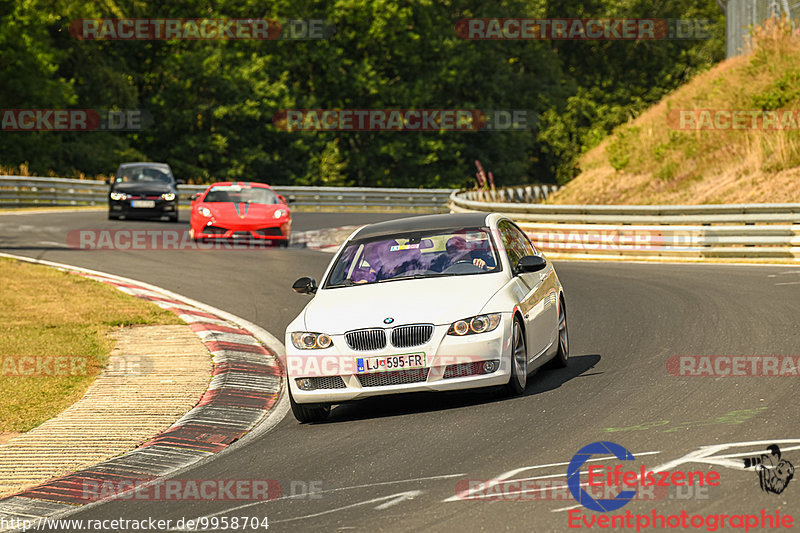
[447,313,502,336]
[273,209,287,219]
[198,206,212,217]
[110,192,127,201]
[161,192,176,201]
[291,332,333,350]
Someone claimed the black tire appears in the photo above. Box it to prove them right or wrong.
[547,298,569,369]
[278,239,289,248]
[502,317,527,396]
[108,212,119,220]
[168,213,179,223]
[289,387,330,423]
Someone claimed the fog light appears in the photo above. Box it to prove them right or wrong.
[483,360,498,373]
[295,378,314,391]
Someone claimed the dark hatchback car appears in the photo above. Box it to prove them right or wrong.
[108,162,184,222]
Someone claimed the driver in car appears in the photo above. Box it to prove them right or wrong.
[433,235,495,272]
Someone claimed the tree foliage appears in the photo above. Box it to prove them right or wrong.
[0,0,724,187]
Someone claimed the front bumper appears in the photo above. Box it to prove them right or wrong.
[110,198,176,217]
[192,220,290,242]
[286,316,513,404]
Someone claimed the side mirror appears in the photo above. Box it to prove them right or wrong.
[277,194,288,205]
[190,193,201,202]
[292,277,317,295]
[516,255,547,273]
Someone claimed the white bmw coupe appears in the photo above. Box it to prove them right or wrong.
[285,213,568,423]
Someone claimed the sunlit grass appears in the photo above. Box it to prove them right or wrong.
[0,259,182,432]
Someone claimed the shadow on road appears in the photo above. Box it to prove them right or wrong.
[322,353,602,424]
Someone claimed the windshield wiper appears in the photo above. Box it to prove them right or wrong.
[378,274,430,282]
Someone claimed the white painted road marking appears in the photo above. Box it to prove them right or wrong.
[273,490,423,523]
[444,450,661,502]
[167,473,464,531]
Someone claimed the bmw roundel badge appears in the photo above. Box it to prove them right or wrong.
[384,317,394,324]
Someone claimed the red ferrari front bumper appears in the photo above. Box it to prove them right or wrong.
[191,221,290,242]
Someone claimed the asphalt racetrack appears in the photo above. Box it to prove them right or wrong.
[1,209,799,532]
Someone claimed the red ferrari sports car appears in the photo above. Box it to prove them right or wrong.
[189,182,291,246]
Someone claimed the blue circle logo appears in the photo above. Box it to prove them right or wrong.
[567,441,637,512]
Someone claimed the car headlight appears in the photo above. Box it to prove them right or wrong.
[110,192,127,201]
[198,206,212,217]
[291,332,333,350]
[447,313,502,336]
[273,209,287,219]
[161,192,176,201]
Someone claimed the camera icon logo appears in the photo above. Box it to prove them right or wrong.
[743,444,794,495]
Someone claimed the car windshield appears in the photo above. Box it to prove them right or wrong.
[203,185,279,204]
[325,227,501,288]
[114,166,173,184]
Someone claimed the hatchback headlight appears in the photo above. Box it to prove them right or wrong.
[162,192,176,201]
[273,209,287,219]
[291,332,333,350]
[110,192,127,201]
[447,313,502,336]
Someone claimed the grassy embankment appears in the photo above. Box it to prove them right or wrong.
[550,20,800,205]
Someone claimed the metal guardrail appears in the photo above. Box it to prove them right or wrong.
[449,190,800,260]
[460,185,559,204]
[0,176,455,212]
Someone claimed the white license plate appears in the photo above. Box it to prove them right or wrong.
[356,353,425,373]
[131,200,155,208]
